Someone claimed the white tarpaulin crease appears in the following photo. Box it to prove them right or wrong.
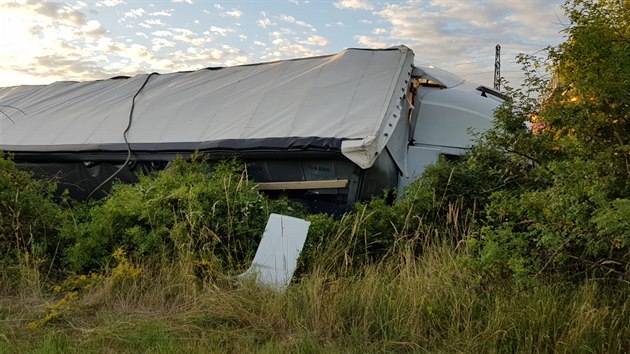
[0,46,414,169]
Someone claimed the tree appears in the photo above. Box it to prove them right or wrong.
[546,0,630,197]
[427,0,630,280]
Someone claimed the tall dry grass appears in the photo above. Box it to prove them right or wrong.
[3,236,628,353]
[2,197,629,353]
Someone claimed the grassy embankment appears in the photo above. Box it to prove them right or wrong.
[1,156,629,353]
[1,219,628,353]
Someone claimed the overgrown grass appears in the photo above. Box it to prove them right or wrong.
[1,239,628,353]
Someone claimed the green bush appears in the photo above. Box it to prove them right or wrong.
[432,0,630,281]
[61,157,293,273]
[0,154,67,276]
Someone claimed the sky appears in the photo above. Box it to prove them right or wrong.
[0,0,567,88]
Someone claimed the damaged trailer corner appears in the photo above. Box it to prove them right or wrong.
[0,46,503,214]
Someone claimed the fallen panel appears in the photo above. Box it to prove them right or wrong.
[238,213,310,291]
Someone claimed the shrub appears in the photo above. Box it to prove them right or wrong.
[433,0,630,281]
[0,153,67,281]
[61,157,292,273]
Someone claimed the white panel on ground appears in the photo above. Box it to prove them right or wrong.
[238,213,310,291]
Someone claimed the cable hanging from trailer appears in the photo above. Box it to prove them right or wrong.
[87,72,159,199]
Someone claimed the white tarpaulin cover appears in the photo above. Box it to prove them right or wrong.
[0,46,414,169]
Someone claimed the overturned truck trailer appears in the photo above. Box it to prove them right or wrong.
[0,46,504,213]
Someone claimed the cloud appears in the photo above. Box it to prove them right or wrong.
[372,28,387,35]
[0,0,566,89]
[280,14,297,23]
[151,37,176,51]
[270,29,296,40]
[168,45,250,67]
[257,18,272,28]
[356,35,387,48]
[334,0,374,11]
[260,28,325,61]
[279,14,314,29]
[124,8,145,19]
[152,30,173,37]
[300,35,329,46]
[72,1,88,10]
[81,20,106,37]
[375,1,564,53]
[12,0,87,27]
[159,28,208,46]
[210,26,234,36]
[0,0,257,86]
[172,28,195,39]
[138,19,166,28]
[369,0,565,85]
[97,0,124,6]
[149,10,173,17]
[172,0,193,4]
[0,1,100,58]
[213,3,243,17]
[22,53,105,79]
[144,19,166,26]
[260,44,322,61]
[222,9,242,18]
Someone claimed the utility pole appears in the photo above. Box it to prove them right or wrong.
[494,44,501,91]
